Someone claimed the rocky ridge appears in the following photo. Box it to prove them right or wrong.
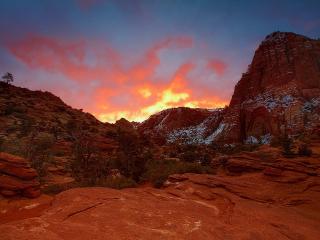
[138,107,225,144]
[139,32,320,144]
[0,82,118,151]
[219,31,320,143]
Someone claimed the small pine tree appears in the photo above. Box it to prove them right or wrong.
[1,72,14,84]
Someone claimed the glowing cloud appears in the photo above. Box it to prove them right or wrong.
[207,59,227,76]
[7,34,229,123]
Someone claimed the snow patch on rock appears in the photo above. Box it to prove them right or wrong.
[203,123,226,144]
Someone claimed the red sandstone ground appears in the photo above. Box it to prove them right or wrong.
[1,145,319,240]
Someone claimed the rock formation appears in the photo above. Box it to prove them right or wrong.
[0,82,118,151]
[0,82,119,192]
[1,144,319,239]
[0,152,40,198]
[139,32,320,144]
[138,107,225,144]
[219,31,320,143]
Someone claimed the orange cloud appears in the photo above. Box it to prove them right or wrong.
[207,59,227,76]
[8,34,228,123]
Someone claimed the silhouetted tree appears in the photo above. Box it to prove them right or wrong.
[1,72,14,84]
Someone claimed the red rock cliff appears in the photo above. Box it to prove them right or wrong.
[219,32,320,143]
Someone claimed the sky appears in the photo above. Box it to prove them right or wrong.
[0,0,319,123]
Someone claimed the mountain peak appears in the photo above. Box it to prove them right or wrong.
[263,31,311,43]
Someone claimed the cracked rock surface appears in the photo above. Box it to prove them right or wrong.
[1,149,320,240]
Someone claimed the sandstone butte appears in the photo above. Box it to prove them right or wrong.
[139,32,320,145]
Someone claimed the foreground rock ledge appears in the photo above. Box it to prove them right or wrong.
[1,170,320,240]
[0,152,40,198]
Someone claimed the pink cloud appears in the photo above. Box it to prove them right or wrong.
[207,59,227,76]
[7,34,228,122]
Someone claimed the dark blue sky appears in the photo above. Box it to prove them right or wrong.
[0,0,319,122]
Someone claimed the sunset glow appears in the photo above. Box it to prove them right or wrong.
[1,0,319,122]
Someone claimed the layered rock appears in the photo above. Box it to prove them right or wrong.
[0,146,319,239]
[0,152,40,198]
[0,82,119,189]
[138,107,225,144]
[219,32,320,143]
[0,82,118,153]
[139,32,320,145]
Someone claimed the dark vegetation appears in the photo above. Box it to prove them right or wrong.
[297,143,313,156]
[270,134,313,157]
[0,98,313,190]
[281,135,295,157]
[1,72,14,84]
[69,122,214,188]
[0,76,314,192]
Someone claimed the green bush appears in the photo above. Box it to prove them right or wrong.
[42,183,76,195]
[101,176,137,189]
[25,133,56,177]
[143,159,212,188]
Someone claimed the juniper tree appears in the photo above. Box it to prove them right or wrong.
[1,72,14,84]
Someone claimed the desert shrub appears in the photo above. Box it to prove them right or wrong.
[69,124,121,185]
[5,124,19,134]
[281,135,294,157]
[0,138,26,156]
[199,153,212,166]
[71,132,110,184]
[175,144,214,165]
[211,143,246,155]
[19,116,35,137]
[143,160,212,188]
[180,150,198,162]
[110,150,150,182]
[3,103,15,115]
[0,137,4,151]
[42,182,77,195]
[110,126,151,182]
[4,103,27,116]
[100,176,137,189]
[24,133,55,176]
[66,119,78,133]
[168,150,177,158]
[298,144,312,156]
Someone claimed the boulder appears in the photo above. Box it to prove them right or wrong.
[0,153,38,180]
[0,152,40,198]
